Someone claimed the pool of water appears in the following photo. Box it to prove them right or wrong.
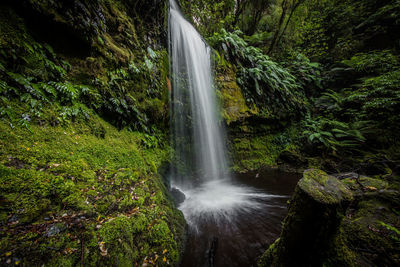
[178,169,301,267]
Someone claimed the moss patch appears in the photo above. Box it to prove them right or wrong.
[0,108,185,266]
[216,67,256,124]
[229,124,300,172]
[300,169,353,204]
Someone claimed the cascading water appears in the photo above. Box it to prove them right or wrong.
[169,0,228,186]
[168,2,296,266]
[168,0,274,226]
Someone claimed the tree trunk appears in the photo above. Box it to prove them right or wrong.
[268,0,289,54]
[276,1,303,47]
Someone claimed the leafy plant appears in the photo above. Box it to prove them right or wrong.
[342,50,399,74]
[282,51,323,92]
[342,69,400,138]
[58,103,91,123]
[208,29,305,116]
[302,115,368,154]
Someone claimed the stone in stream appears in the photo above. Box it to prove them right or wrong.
[259,169,353,267]
[207,236,218,267]
[170,187,186,205]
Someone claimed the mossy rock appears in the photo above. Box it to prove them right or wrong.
[342,176,389,192]
[259,169,355,267]
[217,68,255,124]
[299,169,353,204]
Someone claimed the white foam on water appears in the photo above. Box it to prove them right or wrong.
[174,180,287,231]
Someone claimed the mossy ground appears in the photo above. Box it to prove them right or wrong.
[0,101,185,266]
[0,1,185,266]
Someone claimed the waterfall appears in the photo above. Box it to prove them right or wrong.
[169,0,229,187]
[168,0,273,234]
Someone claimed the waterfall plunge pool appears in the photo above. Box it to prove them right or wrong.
[175,170,301,267]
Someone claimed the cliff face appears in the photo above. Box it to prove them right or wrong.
[0,1,186,266]
[1,0,171,130]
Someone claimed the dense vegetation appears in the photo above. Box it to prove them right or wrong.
[181,0,400,174]
[0,0,399,266]
[0,0,185,266]
[180,0,400,265]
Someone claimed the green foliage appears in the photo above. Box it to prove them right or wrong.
[297,0,400,61]
[342,50,400,74]
[209,29,305,116]
[302,116,368,155]
[179,0,235,37]
[297,10,329,60]
[344,70,400,136]
[282,51,322,91]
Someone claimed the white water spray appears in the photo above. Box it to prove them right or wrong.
[169,0,228,186]
[169,0,276,230]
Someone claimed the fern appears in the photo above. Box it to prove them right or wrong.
[208,29,304,115]
[48,81,79,103]
[302,116,368,154]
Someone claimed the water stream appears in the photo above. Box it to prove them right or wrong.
[180,170,300,267]
[168,1,299,266]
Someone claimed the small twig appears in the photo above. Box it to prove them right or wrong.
[355,172,366,191]
[13,184,28,202]
[81,237,84,267]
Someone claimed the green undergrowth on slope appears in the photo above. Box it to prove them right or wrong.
[0,100,185,266]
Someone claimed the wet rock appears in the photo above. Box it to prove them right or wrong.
[335,172,359,180]
[45,224,64,237]
[277,150,307,168]
[170,187,186,205]
[342,176,389,195]
[207,236,218,267]
[259,169,353,267]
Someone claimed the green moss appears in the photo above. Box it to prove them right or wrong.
[342,176,389,191]
[340,196,400,265]
[300,169,353,204]
[217,68,256,124]
[0,103,184,266]
[230,125,300,172]
[258,238,279,266]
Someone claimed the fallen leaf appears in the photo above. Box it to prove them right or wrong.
[162,249,167,254]
[99,241,107,256]
[5,252,11,257]
[366,186,377,191]
[163,257,167,262]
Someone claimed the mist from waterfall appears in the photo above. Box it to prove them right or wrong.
[169,0,229,189]
[168,0,275,233]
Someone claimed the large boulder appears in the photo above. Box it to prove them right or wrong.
[259,169,354,266]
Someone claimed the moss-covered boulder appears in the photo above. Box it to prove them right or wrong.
[259,169,400,266]
[259,169,354,266]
